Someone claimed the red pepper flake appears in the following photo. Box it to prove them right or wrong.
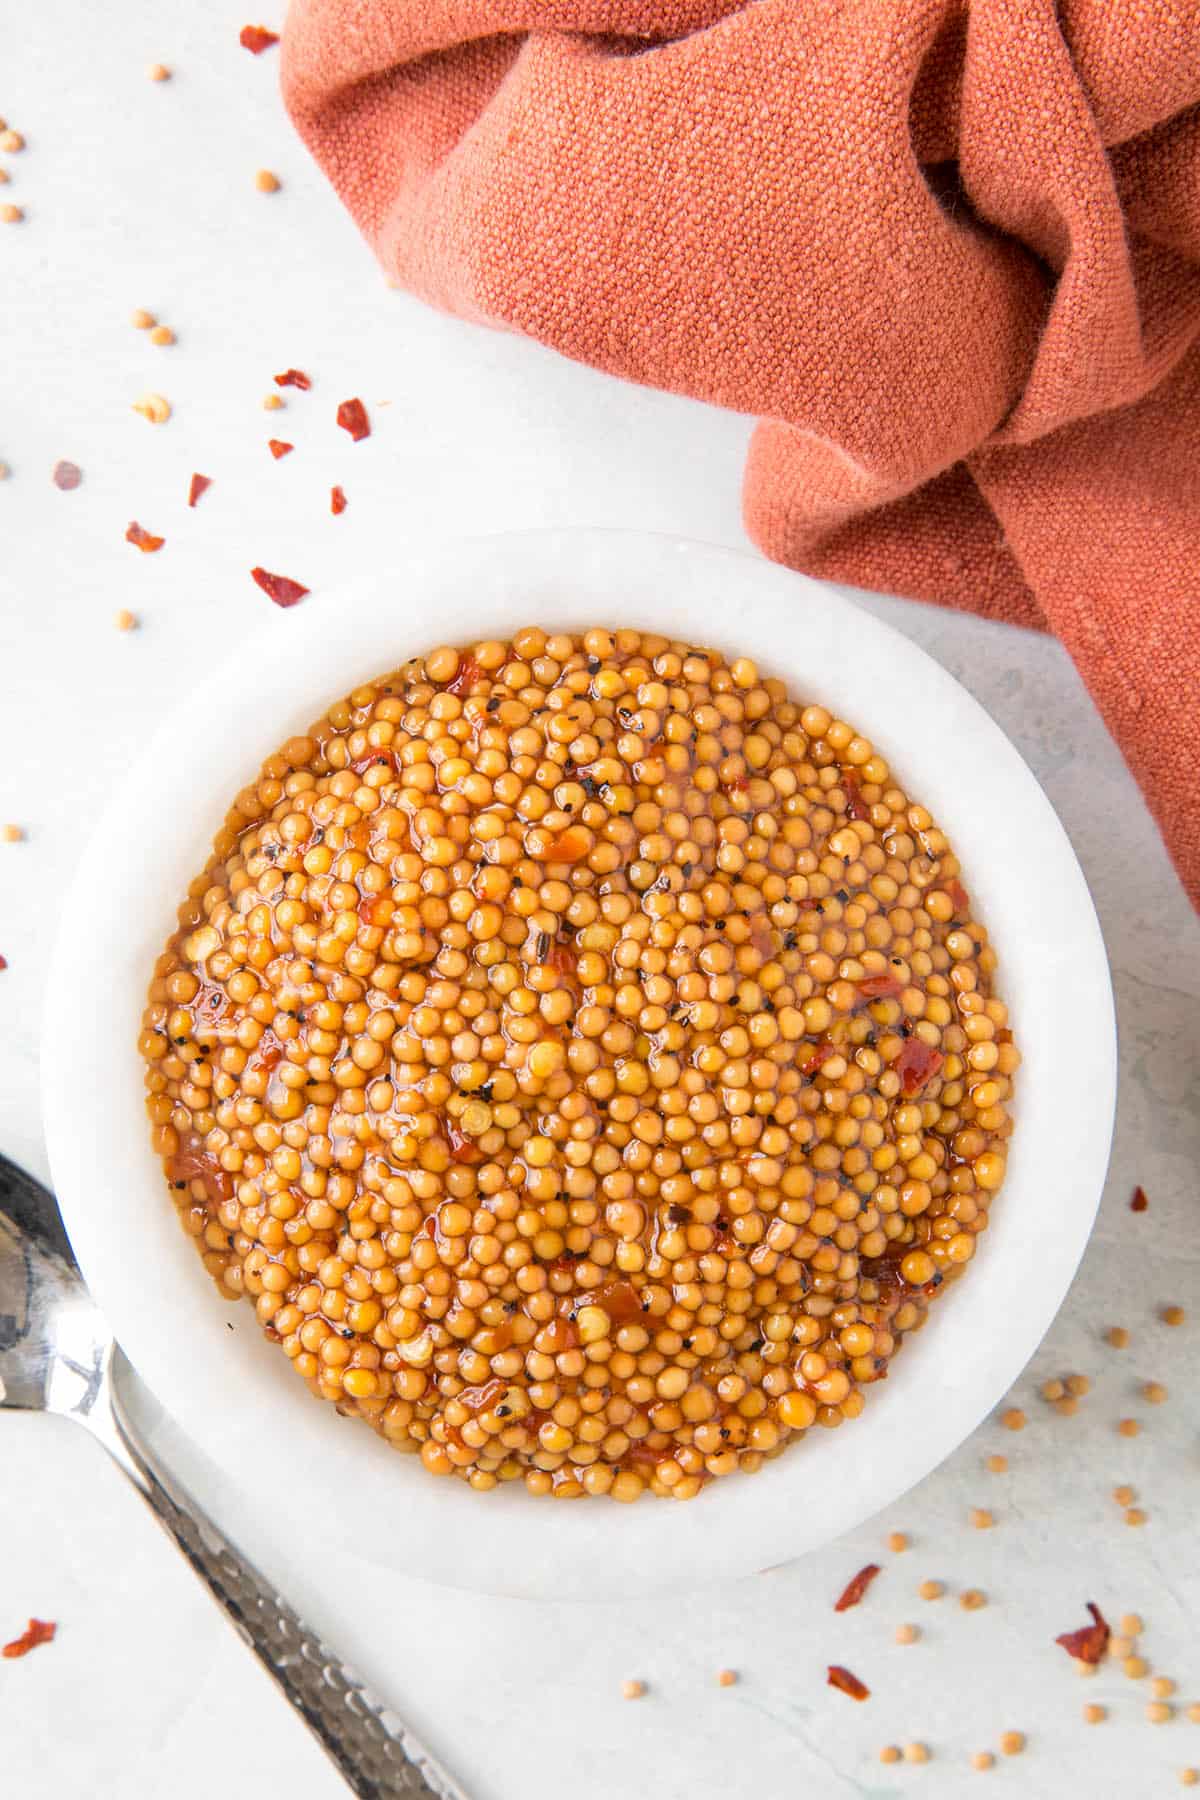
[3,1619,56,1659]
[273,368,311,390]
[587,1279,643,1324]
[445,654,481,696]
[0,954,8,972]
[52,460,82,491]
[250,566,309,608]
[336,397,370,442]
[947,877,970,917]
[1130,1185,1149,1213]
[443,1115,484,1165]
[826,1664,870,1702]
[187,472,212,507]
[536,828,590,864]
[894,1037,944,1097]
[239,24,279,52]
[842,769,871,821]
[125,521,165,553]
[800,1040,836,1077]
[856,973,903,1002]
[1055,1602,1110,1665]
[267,438,294,460]
[834,1563,882,1612]
[330,484,347,515]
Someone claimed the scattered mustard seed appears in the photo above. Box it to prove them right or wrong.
[1109,1636,1134,1660]
[0,203,23,223]
[146,62,171,81]
[1041,1378,1065,1402]
[1118,1418,1141,1437]
[132,392,171,424]
[113,608,137,632]
[1148,1703,1175,1725]
[149,325,175,346]
[1054,1396,1079,1417]
[895,1624,919,1645]
[1125,1508,1148,1527]
[716,1669,737,1688]
[1083,1704,1106,1724]
[0,461,9,478]
[1001,1409,1026,1431]
[1143,1382,1168,1405]
[263,393,284,410]
[1125,1657,1149,1680]
[986,1454,1008,1474]
[999,1732,1026,1757]
[621,1680,646,1701]
[1107,1326,1130,1348]
[1162,1305,1186,1327]
[971,1752,995,1771]
[903,1743,931,1764]
[1113,1486,1136,1508]
[1076,1659,1099,1679]
[919,1580,945,1602]
[970,1509,994,1530]
[2,824,23,843]
[1189,1704,1200,1724]
[1121,1614,1144,1638]
[960,1590,987,1612]
[888,1532,910,1553]
[1181,1770,1199,1787]
[1066,1374,1091,1397]
[879,1746,901,1765]
[255,169,280,192]
[0,129,25,152]
[1155,1680,1178,1700]
[130,308,156,329]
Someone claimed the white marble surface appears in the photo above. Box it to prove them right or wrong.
[2,6,1198,1797]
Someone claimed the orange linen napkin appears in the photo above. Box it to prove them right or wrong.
[282,0,1200,905]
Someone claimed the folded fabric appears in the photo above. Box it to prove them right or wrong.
[283,0,1200,906]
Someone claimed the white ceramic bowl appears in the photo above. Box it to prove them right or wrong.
[42,531,1116,1599]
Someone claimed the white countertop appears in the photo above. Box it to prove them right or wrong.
[2,7,1198,1797]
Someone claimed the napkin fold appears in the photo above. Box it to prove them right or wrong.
[283,0,1200,905]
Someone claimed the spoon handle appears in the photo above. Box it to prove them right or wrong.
[91,1362,467,1800]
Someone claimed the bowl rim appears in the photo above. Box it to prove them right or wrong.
[41,528,1116,1598]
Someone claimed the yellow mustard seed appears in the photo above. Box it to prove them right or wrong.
[999,1732,1025,1757]
[621,1679,646,1700]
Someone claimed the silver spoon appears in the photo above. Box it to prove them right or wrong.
[0,1151,466,1800]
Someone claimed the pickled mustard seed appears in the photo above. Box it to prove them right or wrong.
[827,1665,869,1701]
[2,1619,55,1658]
[620,1679,645,1700]
[834,1563,881,1612]
[1130,1185,1149,1212]
[240,24,279,52]
[52,460,82,490]
[132,392,171,423]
